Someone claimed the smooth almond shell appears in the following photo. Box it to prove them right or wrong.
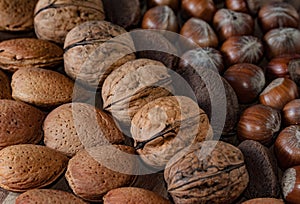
[0,144,68,192]
[11,67,74,107]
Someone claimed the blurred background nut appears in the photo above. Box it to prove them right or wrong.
[164,141,249,204]
[213,9,254,41]
[131,96,212,169]
[225,0,249,13]
[147,0,179,11]
[34,0,105,44]
[181,0,217,22]
[288,58,300,86]
[0,0,38,31]
[258,2,299,33]
[281,166,300,204]
[245,0,283,15]
[64,20,135,89]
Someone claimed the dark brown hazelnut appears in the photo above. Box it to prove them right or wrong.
[283,99,300,126]
[237,104,281,145]
[289,58,300,86]
[282,166,300,204]
[142,5,178,33]
[220,35,264,66]
[178,47,224,73]
[258,2,299,33]
[223,63,265,104]
[225,0,249,13]
[181,0,217,22]
[180,17,219,48]
[265,54,300,81]
[147,0,179,11]
[263,28,300,59]
[213,9,254,41]
[275,125,300,169]
[245,0,284,16]
[259,78,299,110]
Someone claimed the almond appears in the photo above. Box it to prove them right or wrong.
[0,144,68,192]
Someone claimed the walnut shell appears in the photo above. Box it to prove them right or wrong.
[164,141,249,204]
[131,96,212,169]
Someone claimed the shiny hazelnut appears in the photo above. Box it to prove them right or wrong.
[283,99,300,126]
[213,9,254,41]
[289,58,300,86]
[181,0,217,22]
[258,2,299,33]
[220,35,264,66]
[237,104,281,145]
[263,28,300,59]
[265,54,300,81]
[180,17,219,48]
[223,63,265,104]
[142,5,178,33]
[225,0,249,13]
[178,47,224,73]
[259,78,299,110]
[147,0,179,11]
[275,125,300,169]
[282,166,300,204]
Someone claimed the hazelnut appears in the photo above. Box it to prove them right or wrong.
[147,0,179,11]
[245,0,284,16]
[282,166,300,204]
[180,17,219,48]
[225,0,249,13]
[289,58,300,86]
[142,5,178,33]
[283,99,300,126]
[275,125,300,169]
[237,104,281,145]
[265,54,300,81]
[263,28,300,59]
[223,63,265,104]
[181,0,217,22]
[241,198,284,204]
[258,2,299,33]
[213,9,254,41]
[259,78,299,110]
[220,35,263,66]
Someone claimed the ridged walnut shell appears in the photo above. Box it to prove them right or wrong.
[164,141,249,204]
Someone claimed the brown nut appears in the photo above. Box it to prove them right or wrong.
[220,35,264,66]
[44,103,124,157]
[102,59,173,127]
[263,28,300,59]
[181,0,217,22]
[164,141,249,204]
[34,0,105,44]
[16,189,87,204]
[11,68,74,108]
[131,96,212,169]
[0,144,68,192]
[0,99,44,149]
[213,9,254,41]
[225,0,249,13]
[283,99,300,126]
[0,38,63,72]
[237,104,281,145]
[64,20,135,89]
[180,17,218,48]
[259,78,298,110]
[245,0,283,15]
[0,0,37,31]
[258,2,299,33]
[282,166,300,204]
[147,0,179,11]
[289,58,300,86]
[242,198,284,204]
[65,145,137,202]
[0,70,11,99]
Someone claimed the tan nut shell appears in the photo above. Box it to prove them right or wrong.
[0,0,37,31]
[15,189,87,204]
[44,102,124,157]
[0,70,11,99]
[0,144,69,192]
[64,20,135,88]
[0,99,44,149]
[102,59,173,126]
[34,0,105,44]
[0,38,63,72]
[242,198,284,204]
[11,68,74,107]
[66,145,137,202]
[164,141,249,204]
[131,96,212,169]
[103,187,171,204]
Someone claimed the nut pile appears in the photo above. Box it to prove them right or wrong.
[0,0,299,203]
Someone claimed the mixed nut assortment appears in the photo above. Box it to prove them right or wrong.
[0,0,299,203]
